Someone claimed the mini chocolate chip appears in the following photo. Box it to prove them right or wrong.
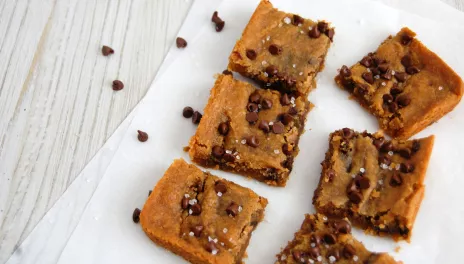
[326,28,335,42]
[269,44,282,55]
[396,95,411,107]
[400,163,415,173]
[308,26,321,38]
[406,66,420,75]
[373,57,385,67]
[258,120,270,133]
[246,136,259,148]
[190,203,201,215]
[378,63,389,73]
[323,233,336,244]
[394,72,407,82]
[176,37,187,48]
[327,248,341,260]
[310,234,321,245]
[362,72,374,84]
[181,197,189,209]
[281,113,293,125]
[412,140,421,153]
[261,98,273,109]
[212,145,225,158]
[215,21,225,32]
[348,190,362,204]
[343,244,356,259]
[222,69,232,75]
[211,11,221,23]
[381,69,392,80]
[246,112,259,123]
[215,181,227,194]
[401,34,413,45]
[112,80,124,91]
[355,175,370,190]
[183,106,194,118]
[137,130,148,142]
[401,55,412,68]
[317,21,329,33]
[371,67,380,76]
[249,91,261,103]
[282,143,292,155]
[223,153,235,162]
[398,148,411,159]
[280,94,290,105]
[373,138,384,149]
[390,85,403,95]
[192,111,202,124]
[288,107,298,116]
[342,128,354,139]
[379,141,393,153]
[292,250,304,261]
[379,155,391,166]
[383,94,394,104]
[293,14,304,25]
[226,202,239,216]
[102,45,114,56]
[247,103,258,112]
[265,65,278,77]
[360,56,373,67]
[205,241,218,253]
[132,208,141,223]
[388,102,399,112]
[308,247,320,259]
[272,122,285,134]
[282,156,294,169]
[390,172,403,187]
[246,49,257,60]
[333,219,351,234]
[192,225,204,237]
[340,65,351,77]
[218,122,229,135]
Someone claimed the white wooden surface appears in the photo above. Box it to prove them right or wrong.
[0,0,462,263]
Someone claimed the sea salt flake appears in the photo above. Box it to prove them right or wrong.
[439,86,443,90]
[381,163,388,170]
[217,192,223,197]
[322,216,328,221]
[269,121,274,126]
[278,22,283,27]
[300,30,304,34]
[299,72,303,76]
[391,70,396,75]
[378,179,384,185]
[262,60,267,65]
[220,242,224,246]
[212,249,218,255]
[360,168,366,173]
[208,236,213,242]
[241,139,246,144]
[381,82,386,86]
[184,194,190,198]
[311,243,316,248]
[281,255,287,260]
[236,155,241,160]
[213,238,218,243]
[395,164,401,170]
[238,206,243,212]
[388,151,394,156]
[189,232,194,236]
[301,258,305,262]
[353,255,359,261]
[329,256,336,263]
[274,149,280,154]
[374,75,380,79]
[317,256,322,262]
[292,64,296,68]
[266,36,270,41]
[225,150,232,154]
[189,209,193,215]
[264,72,268,77]
[262,39,265,43]
[283,17,291,24]
[223,228,228,233]
[188,199,197,205]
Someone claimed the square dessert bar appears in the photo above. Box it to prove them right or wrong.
[276,214,400,264]
[140,159,268,264]
[335,27,463,139]
[228,0,334,96]
[189,74,311,186]
[313,129,434,241]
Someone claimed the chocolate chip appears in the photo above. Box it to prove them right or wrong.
[317,21,329,33]
[380,141,393,152]
[342,128,354,139]
[212,145,225,158]
[246,136,259,148]
[247,103,258,112]
[381,69,392,80]
[394,72,407,82]
[379,155,391,166]
[258,120,270,133]
[292,250,304,261]
[355,175,370,190]
[396,95,411,107]
[310,234,321,245]
[373,57,385,67]
[246,49,257,60]
[215,181,227,194]
[401,34,413,45]
[327,248,340,260]
[261,98,273,109]
[215,21,225,32]
[362,72,374,84]
[282,143,292,155]
[192,225,204,237]
[102,45,114,56]
[406,66,420,75]
[137,130,148,142]
[371,67,380,76]
[280,94,290,105]
[293,14,304,25]
[383,94,394,104]
[226,202,239,216]
[192,111,202,124]
[190,203,201,215]
[222,69,232,75]
[401,55,412,68]
[181,197,189,209]
[348,190,362,204]
[323,233,336,244]
[400,163,414,173]
[378,63,389,73]
[223,153,235,162]
[183,106,194,118]
[269,44,282,55]
[265,65,278,77]
[388,102,399,112]
[249,91,261,103]
[132,208,141,223]
[398,148,411,159]
[343,244,356,259]
[373,138,384,150]
[148,190,152,196]
[211,11,221,23]
[390,172,403,187]
[272,122,285,134]
[412,140,421,153]
[333,219,351,234]
[288,107,298,116]
[205,241,218,253]
[112,80,124,91]
[282,156,294,169]
[360,56,373,67]
[390,85,403,95]
[326,28,335,42]
[340,65,351,77]
[308,26,321,38]
[176,37,187,48]
[308,247,320,259]
[246,112,259,123]
[218,122,229,135]
[281,113,293,125]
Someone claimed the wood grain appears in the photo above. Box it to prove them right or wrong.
[0,0,461,263]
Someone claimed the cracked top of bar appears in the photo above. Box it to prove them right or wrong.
[140,159,268,264]
[188,74,311,186]
[228,0,334,96]
[335,27,463,139]
[313,129,434,241]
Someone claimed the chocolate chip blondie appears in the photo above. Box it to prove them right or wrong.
[313,129,434,241]
[140,159,268,264]
[276,214,400,264]
[188,74,311,186]
[335,27,463,139]
[228,0,334,96]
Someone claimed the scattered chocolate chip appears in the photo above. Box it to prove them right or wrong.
[342,128,354,139]
[215,21,225,32]
[292,250,304,261]
[190,203,202,215]
[308,26,321,38]
[192,225,204,237]
[192,111,202,124]
[401,34,413,45]
[249,91,261,103]
[246,49,257,60]
[101,45,114,56]
[371,67,380,76]
[378,63,389,73]
[373,138,384,150]
[362,72,374,84]
[390,172,403,187]
[348,190,362,204]
[222,69,232,75]
[401,55,412,68]
[360,56,373,67]
[406,66,420,75]
[373,57,385,67]
[183,106,194,118]
[394,72,407,82]
[205,241,218,253]
[400,163,414,173]
[112,80,124,91]
[308,247,320,259]
[412,140,421,153]
[355,175,370,190]
[390,85,403,95]
[272,121,285,134]
[246,112,259,123]
[340,65,351,77]
[265,65,279,77]
[246,136,259,148]
[381,69,392,80]
[310,234,321,245]
[323,233,336,244]
[398,148,411,159]
[327,248,341,260]
[288,107,298,116]
[247,103,258,112]
[380,141,393,152]
[176,37,187,48]
[181,197,189,209]
[282,143,292,155]
[383,94,394,104]
[293,14,304,25]
[333,219,351,234]
[261,98,273,109]
[343,244,356,259]
[282,156,294,169]
[379,155,391,166]
[211,11,221,23]
[212,145,225,158]
[226,202,239,216]
[396,95,411,107]
[326,28,335,42]
[269,44,282,55]
[218,122,229,135]
[148,190,152,196]
[280,94,290,105]
[223,153,235,162]
[132,208,141,223]
[215,181,227,194]
[388,102,399,112]
[258,120,270,133]
[317,21,329,33]
[137,130,148,142]
[281,113,293,125]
